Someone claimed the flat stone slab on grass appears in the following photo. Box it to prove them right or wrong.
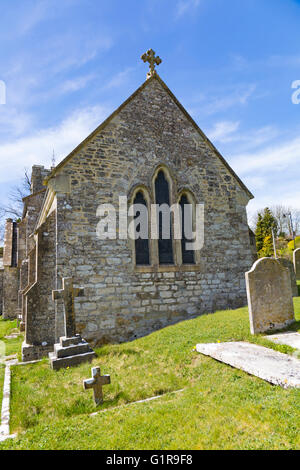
[196,342,300,388]
[265,332,300,350]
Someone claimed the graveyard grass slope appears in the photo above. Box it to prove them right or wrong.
[0,300,300,450]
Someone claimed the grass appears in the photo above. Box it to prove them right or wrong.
[0,317,23,359]
[0,301,299,450]
[0,316,23,406]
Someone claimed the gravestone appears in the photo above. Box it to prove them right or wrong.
[277,258,298,297]
[196,342,300,388]
[83,366,111,405]
[265,332,300,350]
[293,248,300,281]
[245,258,295,335]
[49,278,95,370]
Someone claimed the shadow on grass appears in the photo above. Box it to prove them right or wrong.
[263,319,300,336]
[95,347,142,358]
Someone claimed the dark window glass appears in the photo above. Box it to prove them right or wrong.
[134,191,150,266]
[155,171,174,265]
[180,195,195,265]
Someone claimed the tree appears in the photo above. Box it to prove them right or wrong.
[255,207,278,258]
[0,168,31,244]
[271,205,300,238]
[259,235,274,258]
[255,213,264,253]
[262,207,278,237]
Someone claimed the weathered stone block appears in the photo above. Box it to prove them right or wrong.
[22,341,54,362]
[54,340,92,358]
[49,350,95,370]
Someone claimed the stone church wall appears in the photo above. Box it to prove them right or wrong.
[22,211,57,361]
[2,219,19,319]
[50,77,254,347]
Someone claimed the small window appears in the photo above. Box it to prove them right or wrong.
[155,170,174,265]
[133,191,150,266]
[179,194,195,265]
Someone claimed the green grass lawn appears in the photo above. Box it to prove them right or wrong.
[0,317,22,406]
[0,317,23,359]
[0,301,299,450]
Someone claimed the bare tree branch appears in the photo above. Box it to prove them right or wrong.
[0,168,31,243]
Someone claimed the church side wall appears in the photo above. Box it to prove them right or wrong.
[2,267,19,320]
[53,78,254,346]
[23,211,57,361]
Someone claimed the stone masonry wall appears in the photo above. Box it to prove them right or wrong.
[24,190,47,256]
[3,267,19,319]
[48,76,254,346]
[22,211,57,361]
[2,219,19,319]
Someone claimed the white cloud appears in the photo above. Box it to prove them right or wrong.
[227,132,300,219]
[207,121,240,142]
[104,67,136,90]
[230,135,300,176]
[204,84,257,115]
[0,107,34,138]
[0,105,111,184]
[175,0,201,18]
[207,121,278,153]
[59,74,96,94]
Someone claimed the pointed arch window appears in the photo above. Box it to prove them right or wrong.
[133,191,150,266]
[179,194,195,265]
[155,170,174,265]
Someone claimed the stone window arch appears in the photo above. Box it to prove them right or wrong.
[130,187,151,266]
[178,191,196,265]
[153,167,174,266]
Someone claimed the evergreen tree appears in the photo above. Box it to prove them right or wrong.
[261,207,278,238]
[258,235,274,258]
[255,213,264,253]
[255,208,278,258]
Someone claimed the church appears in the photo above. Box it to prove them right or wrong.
[1,50,256,361]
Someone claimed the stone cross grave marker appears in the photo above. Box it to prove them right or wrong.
[52,277,84,338]
[83,367,111,405]
[245,258,295,335]
[294,248,300,281]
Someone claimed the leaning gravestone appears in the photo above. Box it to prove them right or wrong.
[293,248,300,281]
[245,258,295,335]
[277,258,298,297]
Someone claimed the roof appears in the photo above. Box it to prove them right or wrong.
[44,73,254,199]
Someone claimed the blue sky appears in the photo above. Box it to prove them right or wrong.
[0,0,300,221]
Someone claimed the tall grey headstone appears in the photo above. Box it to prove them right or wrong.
[293,248,300,281]
[277,258,298,297]
[245,258,295,335]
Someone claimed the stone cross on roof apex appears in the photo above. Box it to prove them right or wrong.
[141,49,162,79]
